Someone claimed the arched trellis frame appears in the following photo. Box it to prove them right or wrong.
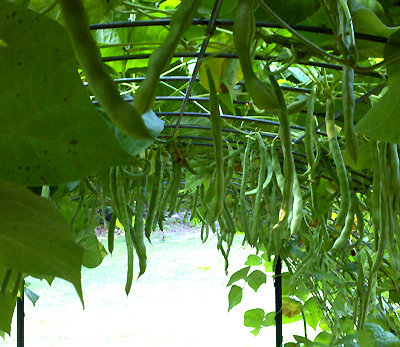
[8,1,400,346]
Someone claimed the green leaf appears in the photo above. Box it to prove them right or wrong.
[355,30,400,143]
[245,254,263,266]
[246,270,267,292]
[25,287,40,307]
[342,141,375,170]
[262,311,276,327]
[389,289,400,303]
[228,285,242,311]
[74,227,108,269]
[0,181,84,303]
[112,110,164,157]
[303,297,321,330]
[0,1,138,186]
[0,293,17,335]
[227,266,250,286]
[314,331,332,345]
[358,323,400,346]
[244,308,266,328]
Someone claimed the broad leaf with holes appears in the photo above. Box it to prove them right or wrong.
[0,1,141,186]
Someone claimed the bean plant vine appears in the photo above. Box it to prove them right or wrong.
[1,0,400,345]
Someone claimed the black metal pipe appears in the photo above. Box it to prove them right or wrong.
[17,285,24,347]
[275,257,283,347]
[89,19,387,44]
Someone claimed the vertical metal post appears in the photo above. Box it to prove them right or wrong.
[17,282,24,347]
[275,256,283,347]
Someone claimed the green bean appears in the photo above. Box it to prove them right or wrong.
[145,148,163,241]
[249,133,267,246]
[224,142,235,191]
[121,159,152,179]
[108,214,117,254]
[342,66,358,163]
[351,195,364,250]
[157,160,176,225]
[304,86,317,168]
[115,167,135,293]
[360,142,388,328]
[132,0,201,114]
[132,175,148,277]
[59,0,152,140]
[233,0,278,112]
[206,64,224,223]
[167,162,182,216]
[223,201,236,237]
[240,140,252,240]
[196,207,209,242]
[190,186,200,221]
[330,192,354,252]
[389,144,400,214]
[245,148,273,196]
[270,142,284,194]
[336,1,358,162]
[267,71,295,227]
[325,98,350,227]
[290,175,303,236]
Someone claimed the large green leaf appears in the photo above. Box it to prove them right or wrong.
[228,285,242,311]
[358,323,400,346]
[0,293,17,335]
[246,270,267,292]
[355,29,400,143]
[227,266,250,286]
[0,181,84,302]
[0,1,138,186]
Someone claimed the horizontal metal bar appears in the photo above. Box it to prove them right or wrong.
[90,19,387,44]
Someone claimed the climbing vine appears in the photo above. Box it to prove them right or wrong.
[1,0,400,345]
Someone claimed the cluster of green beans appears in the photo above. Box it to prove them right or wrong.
[59,0,199,139]
[357,142,400,329]
[324,0,358,162]
[109,165,149,293]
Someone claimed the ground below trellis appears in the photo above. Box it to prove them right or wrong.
[3,217,317,346]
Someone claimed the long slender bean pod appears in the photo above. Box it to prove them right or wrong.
[290,175,303,236]
[233,0,278,112]
[342,66,358,163]
[108,214,117,254]
[325,98,350,227]
[249,133,267,246]
[167,162,182,216]
[240,140,252,240]
[132,175,148,277]
[145,148,163,241]
[268,71,295,244]
[110,167,134,294]
[304,86,317,167]
[132,0,202,114]
[58,0,152,139]
[206,64,224,222]
[360,142,388,328]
